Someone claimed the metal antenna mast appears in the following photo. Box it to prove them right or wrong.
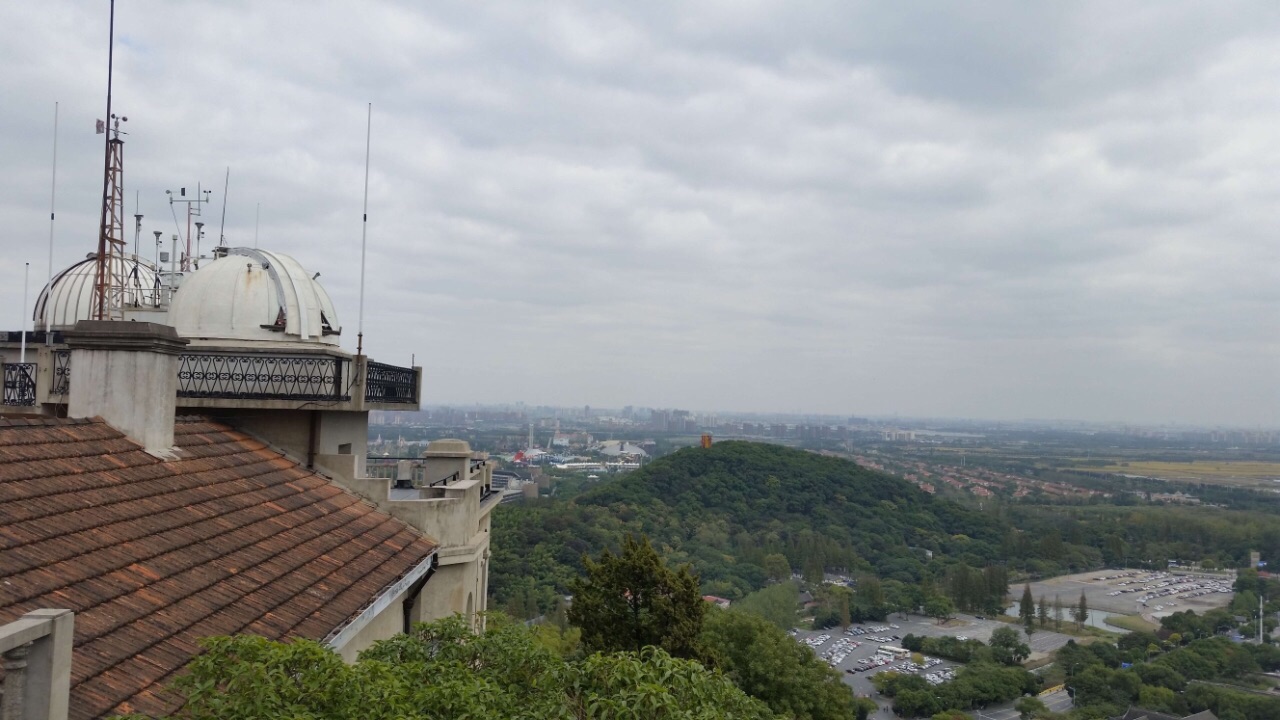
[133,191,142,259]
[218,167,230,247]
[93,0,129,321]
[45,101,59,342]
[165,184,212,271]
[357,102,372,357]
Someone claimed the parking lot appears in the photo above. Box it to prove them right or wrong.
[793,613,1075,715]
[1014,569,1234,625]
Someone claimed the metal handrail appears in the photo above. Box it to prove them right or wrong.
[51,350,70,396]
[430,470,461,488]
[176,352,351,401]
[1,363,36,407]
[365,361,417,404]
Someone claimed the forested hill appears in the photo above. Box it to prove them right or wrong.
[491,441,1006,613]
[578,441,1000,560]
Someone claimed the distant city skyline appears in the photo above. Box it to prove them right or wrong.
[3,2,1278,426]
[379,402,1280,433]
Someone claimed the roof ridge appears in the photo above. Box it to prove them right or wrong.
[0,416,102,428]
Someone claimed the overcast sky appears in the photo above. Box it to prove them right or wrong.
[3,2,1278,426]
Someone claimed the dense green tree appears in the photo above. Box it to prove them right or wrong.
[763,553,792,583]
[925,595,956,623]
[701,609,856,720]
[1019,584,1035,630]
[1037,595,1049,628]
[1074,590,1088,629]
[1014,696,1045,720]
[894,689,943,718]
[733,581,800,630]
[989,626,1030,665]
[120,615,776,720]
[568,534,707,660]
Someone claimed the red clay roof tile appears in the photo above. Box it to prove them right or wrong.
[0,416,437,720]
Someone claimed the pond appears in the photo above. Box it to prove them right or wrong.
[1004,604,1125,630]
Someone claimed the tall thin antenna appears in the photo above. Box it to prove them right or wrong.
[45,101,58,342]
[93,0,117,320]
[21,263,30,363]
[218,167,230,247]
[357,102,371,357]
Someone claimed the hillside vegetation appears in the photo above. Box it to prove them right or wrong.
[492,441,1005,611]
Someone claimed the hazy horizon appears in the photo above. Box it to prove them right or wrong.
[3,2,1277,427]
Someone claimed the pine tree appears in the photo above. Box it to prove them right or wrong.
[1019,583,1035,630]
[1075,590,1088,629]
[568,534,707,659]
[1037,595,1049,628]
[1053,595,1063,632]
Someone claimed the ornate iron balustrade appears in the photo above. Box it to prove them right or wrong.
[177,353,350,401]
[52,349,71,396]
[365,361,418,404]
[2,363,36,407]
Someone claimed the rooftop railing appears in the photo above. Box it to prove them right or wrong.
[365,361,418,405]
[1,345,419,409]
[1,363,36,407]
[176,352,351,402]
[51,351,70,397]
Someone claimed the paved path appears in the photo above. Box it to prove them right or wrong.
[972,690,1072,720]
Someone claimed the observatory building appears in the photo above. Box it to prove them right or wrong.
[0,246,495,718]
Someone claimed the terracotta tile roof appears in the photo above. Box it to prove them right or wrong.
[0,416,438,719]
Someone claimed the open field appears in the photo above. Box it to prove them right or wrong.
[1015,568,1234,625]
[1069,460,1280,487]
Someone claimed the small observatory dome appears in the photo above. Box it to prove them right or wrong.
[34,253,163,329]
[168,247,341,345]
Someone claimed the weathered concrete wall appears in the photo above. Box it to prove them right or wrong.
[418,553,488,624]
[65,322,187,455]
[189,408,367,474]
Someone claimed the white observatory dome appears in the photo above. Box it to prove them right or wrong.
[168,248,341,346]
[35,253,163,329]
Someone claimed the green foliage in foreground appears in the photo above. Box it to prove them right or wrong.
[701,608,862,720]
[115,615,776,720]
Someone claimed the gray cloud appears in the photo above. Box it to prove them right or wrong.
[2,1,1278,425]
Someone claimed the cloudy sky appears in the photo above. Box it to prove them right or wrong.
[3,2,1278,426]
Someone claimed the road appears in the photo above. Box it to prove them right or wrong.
[972,690,1073,720]
[793,613,1075,717]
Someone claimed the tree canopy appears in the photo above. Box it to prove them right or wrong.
[568,534,707,660]
[115,615,776,720]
